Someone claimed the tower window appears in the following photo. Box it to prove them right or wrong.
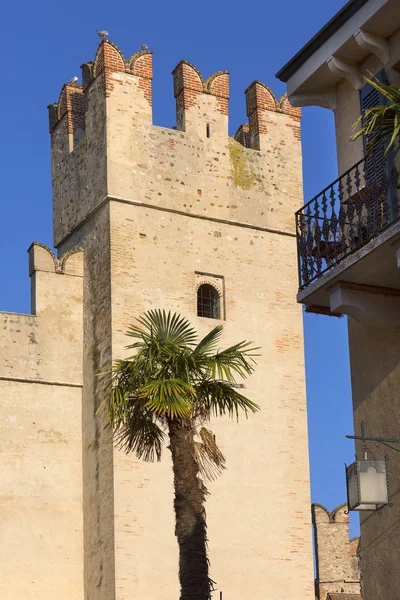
[197,284,220,319]
[206,123,211,138]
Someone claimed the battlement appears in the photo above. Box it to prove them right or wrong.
[28,242,83,278]
[48,37,299,146]
[48,36,304,249]
[1,242,83,386]
[245,82,301,149]
[48,41,153,146]
[48,82,85,152]
[28,242,83,315]
[172,60,229,132]
[312,503,361,600]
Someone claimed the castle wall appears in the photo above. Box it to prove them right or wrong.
[0,245,84,600]
[60,40,310,600]
[76,206,116,600]
[106,201,312,599]
[55,205,117,599]
[105,84,301,235]
[51,79,107,247]
[0,37,316,600]
[51,45,303,249]
[312,504,361,599]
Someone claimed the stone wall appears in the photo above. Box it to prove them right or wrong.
[0,36,315,600]
[49,40,303,247]
[0,244,84,600]
[105,201,311,599]
[312,503,361,599]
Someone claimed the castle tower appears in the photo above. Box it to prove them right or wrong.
[0,38,313,599]
[312,504,361,599]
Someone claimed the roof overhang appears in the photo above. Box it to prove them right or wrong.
[275,0,400,108]
[276,0,370,82]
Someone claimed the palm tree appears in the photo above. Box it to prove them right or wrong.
[101,310,259,600]
[352,77,400,155]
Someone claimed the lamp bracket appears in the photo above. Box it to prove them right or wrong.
[346,420,400,453]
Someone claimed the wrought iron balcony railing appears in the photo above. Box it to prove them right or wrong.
[296,151,399,290]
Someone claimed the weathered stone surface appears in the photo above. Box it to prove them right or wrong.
[313,503,361,599]
[0,244,84,599]
[2,38,313,600]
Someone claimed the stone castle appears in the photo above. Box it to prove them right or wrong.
[0,36,357,599]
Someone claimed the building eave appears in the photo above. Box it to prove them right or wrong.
[276,0,369,82]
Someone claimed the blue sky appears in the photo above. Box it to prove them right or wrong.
[0,0,358,535]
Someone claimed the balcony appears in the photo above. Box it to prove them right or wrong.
[296,151,400,323]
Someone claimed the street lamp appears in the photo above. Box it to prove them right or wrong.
[345,421,398,512]
[346,460,389,511]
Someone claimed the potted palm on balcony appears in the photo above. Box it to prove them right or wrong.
[353,77,400,154]
[352,77,400,231]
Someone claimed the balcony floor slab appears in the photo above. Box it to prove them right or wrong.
[297,219,400,311]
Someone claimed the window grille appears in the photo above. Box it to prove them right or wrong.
[197,284,220,319]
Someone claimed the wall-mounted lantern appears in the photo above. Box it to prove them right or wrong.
[346,460,389,511]
[345,421,398,512]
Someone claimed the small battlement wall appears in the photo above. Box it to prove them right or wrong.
[48,38,302,248]
[0,244,84,599]
[1,243,83,383]
[312,503,361,600]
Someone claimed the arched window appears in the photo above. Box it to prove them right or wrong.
[197,284,221,319]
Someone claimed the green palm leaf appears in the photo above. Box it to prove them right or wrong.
[206,341,259,382]
[127,310,198,347]
[198,379,260,419]
[101,311,259,458]
[139,378,195,418]
[352,77,400,155]
[193,325,223,356]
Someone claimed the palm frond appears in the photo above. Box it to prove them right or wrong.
[114,399,165,461]
[193,427,226,481]
[193,325,224,356]
[206,341,260,382]
[352,77,400,155]
[139,378,196,418]
[126,310,198,348]
[101,365,165,461]
[100,312,259,468]
[198,379,260,420]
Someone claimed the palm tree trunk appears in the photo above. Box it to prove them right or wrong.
[167,418,211,600]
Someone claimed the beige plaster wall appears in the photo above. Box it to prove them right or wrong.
[0,246,84,600]
[332,24,400,600]
[348,317,400,600]
[334,78,364,176]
